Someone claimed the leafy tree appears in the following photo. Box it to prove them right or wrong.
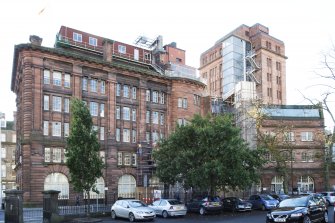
[65,98,104,216]
[153,114,265,196]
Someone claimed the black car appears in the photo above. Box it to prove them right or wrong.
[266,195,328,223]
[186,196,222,215]
[222,197,252,212]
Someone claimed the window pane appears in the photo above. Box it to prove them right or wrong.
[64,74,71,88]
[44,70,50,84]
[53,71,62,86]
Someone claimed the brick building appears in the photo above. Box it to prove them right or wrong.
[259,105,326,194]
[199,23,287,105]
[11,27,206,204]
[0,116,17,203]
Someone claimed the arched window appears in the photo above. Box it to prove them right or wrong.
[118,174,136,198]
[44,173,69,199]
[298,176,314,193]
[271,176,284,194]
[87,177,105,199]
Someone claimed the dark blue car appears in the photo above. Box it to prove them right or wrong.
[248,194,279,210]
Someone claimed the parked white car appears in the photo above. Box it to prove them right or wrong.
[150,199,187,218]
[321,191,335,205]
[111,199,156,222]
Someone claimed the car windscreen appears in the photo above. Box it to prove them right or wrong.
[129,200,147,208]
[168,200,182,205]
[279,197,308,207]
[260,195,274,200]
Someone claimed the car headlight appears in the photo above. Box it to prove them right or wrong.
[290,213,303,217]
[266,213,272,218]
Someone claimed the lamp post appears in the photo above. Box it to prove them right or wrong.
[0,112,5,209]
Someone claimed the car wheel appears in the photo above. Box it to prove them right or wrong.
[129,212,135,222]
[322,211,329,223]
[111,210,117,219]
[199,207,205,215]
[162,210,168,218]
[303,215,311,223]
[326,200,330,206]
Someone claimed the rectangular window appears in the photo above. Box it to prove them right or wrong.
[53,148,62,163]
[146,132,150,144]
[152,91,159,103]
[284,132,294,141]
[117,152,122,165]
[132,130,136,143]
[276,62,281,71]
[123,107,130,120]
[43,121,49,136]
[73,32,82,42]
[1,148,5,158]
[267,58,272,68]
[100,151,105,164]
[45,147,51,162]
[44,95,49,111]
[89,37,97,46]
[53,96,62,112]
[124,153,131,166]
[123,85,129,98]
[0,134,5,142]
[1,165,5,177]
[182,98,188,108]
[118,45,126,54]
[145,53,151,61]
[64,74,71,88]
[152,131,159,142]
[100,127,105,141]
[100,81,105,94]
[90,79,97,92]
[116,106,120,119]
[160,113,164,125]
[132,154,137,166]
[152,111,159,124]
[301,132,313,141]
[116,128,120,142]
[160,92,165,104]
[132,87,137,99]
[178,118,184,126]
[64,98,70,113]
[53,71,62,86]
[44,70,50,84]
[123,129,130,142]
[100,104,104,117]
[90,102,98,116]
[64,123,69,137]
[178,98,182,108]
[116,83,121,96]
[52,122,62,137]
[132,109,136,122]
[146,111,150,124]
[82,78,88,91]
[146,90,150,102]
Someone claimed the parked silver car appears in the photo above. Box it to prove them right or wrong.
[111,199,156,222]
[150,199,187,218]
[321,191,335,205]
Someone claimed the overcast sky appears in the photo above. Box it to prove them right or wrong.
[1,0,334,131]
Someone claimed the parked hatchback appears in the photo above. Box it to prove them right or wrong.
[320,191,335,205]
[150,198,187,218]
[248,194,279,210]
[186,196,222,215]
[111,199,156,222]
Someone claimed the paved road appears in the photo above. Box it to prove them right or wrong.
[98,207,334,223]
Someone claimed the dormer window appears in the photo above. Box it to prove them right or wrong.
[73,32,82,42]
[118,45,126,54]
[89,37,97,46]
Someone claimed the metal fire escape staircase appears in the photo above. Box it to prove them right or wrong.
[245,50,260,84]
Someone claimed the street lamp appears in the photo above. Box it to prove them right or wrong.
[0,112,5,209]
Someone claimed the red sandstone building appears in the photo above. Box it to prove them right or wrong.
[11,26,205,204]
